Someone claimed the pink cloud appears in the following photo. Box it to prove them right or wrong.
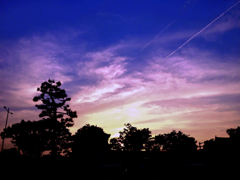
[202,10,240,36]
[0,30,239,148]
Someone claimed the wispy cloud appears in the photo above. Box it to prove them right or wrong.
[0,21,239,149]
[141,20,176,51]
[141,93,240,112]
[202,9,240,36]
[164,1,240,60]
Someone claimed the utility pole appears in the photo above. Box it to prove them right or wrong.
[1,106,13,152]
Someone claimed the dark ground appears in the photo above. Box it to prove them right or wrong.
[0,150,238,179]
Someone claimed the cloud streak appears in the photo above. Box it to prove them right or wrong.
[141,20,176,51]
[164,1,240,60]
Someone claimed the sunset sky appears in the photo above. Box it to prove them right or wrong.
[0,0,240,149]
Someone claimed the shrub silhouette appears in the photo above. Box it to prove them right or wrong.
[154,130,197,152]
[118,123,152,151]
[71,124,110,157]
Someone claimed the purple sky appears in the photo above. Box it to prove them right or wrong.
[0,0,240,149]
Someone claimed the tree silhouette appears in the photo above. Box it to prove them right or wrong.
[109,138,122,151]
[0,120,48,157]
[71,124,110,157]
[119,123,152,151]
[226,126,240,152]
[155,130,197,152]
[226,126,240,139]
[33,79,77,156]
[203,138,215,151]
[152,134,165,151]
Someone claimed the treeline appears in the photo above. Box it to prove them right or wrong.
[0,80,239,158]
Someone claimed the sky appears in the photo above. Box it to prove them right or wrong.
[0,0,240,150]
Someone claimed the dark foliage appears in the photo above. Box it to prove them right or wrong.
[1,120,48,157]
[33,79,77,127]
[203,126,240,153]
[32,79,77,156]
[154,130,198,152]
[118,123,152,151]
[203,138,215,151]
[110,138,122,151]
[226,126,240,139]
[71,124,110,157]
[0,79,77,157]
[226,126,240,151]
[151,134,165,151]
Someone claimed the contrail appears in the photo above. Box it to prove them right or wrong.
[164,1,240,60]
[140,20,176,51]
[141,0,195,51]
